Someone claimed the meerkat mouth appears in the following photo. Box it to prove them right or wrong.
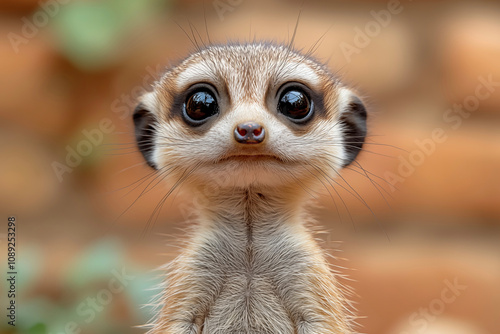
[217,154,285,164]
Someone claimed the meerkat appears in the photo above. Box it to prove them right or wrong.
[133,42,367,334]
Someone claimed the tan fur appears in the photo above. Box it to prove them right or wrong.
[139,43,362,333]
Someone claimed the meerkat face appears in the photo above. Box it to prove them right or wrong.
[133,43,366,191]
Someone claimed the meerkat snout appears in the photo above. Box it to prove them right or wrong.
[234,122,266,144]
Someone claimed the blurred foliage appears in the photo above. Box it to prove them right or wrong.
[1,239,161,334]
[49,0,169,71]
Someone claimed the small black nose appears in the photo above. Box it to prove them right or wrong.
[234,122,265,144]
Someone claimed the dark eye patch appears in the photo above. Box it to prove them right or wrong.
[166,83,221,134]
[183,88,219,125]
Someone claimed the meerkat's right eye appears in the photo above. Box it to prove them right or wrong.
[277,86,313,123]
[182,87,219,126]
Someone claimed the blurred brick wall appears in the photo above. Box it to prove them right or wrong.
[0,1,499,334]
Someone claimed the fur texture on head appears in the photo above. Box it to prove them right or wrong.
[135,42,367,334]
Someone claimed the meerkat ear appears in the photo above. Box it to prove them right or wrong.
[133,102,158,169]
[338,92,367,167]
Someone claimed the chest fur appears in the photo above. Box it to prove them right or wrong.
[187,193,319,332]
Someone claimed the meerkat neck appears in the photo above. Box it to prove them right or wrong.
[190,186,309,246]
[200,186,302,223]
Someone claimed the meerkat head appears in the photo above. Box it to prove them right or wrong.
[133,43,366,192]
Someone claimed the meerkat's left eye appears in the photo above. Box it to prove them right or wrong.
[277,87,313,122]
[183,88,219,125]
